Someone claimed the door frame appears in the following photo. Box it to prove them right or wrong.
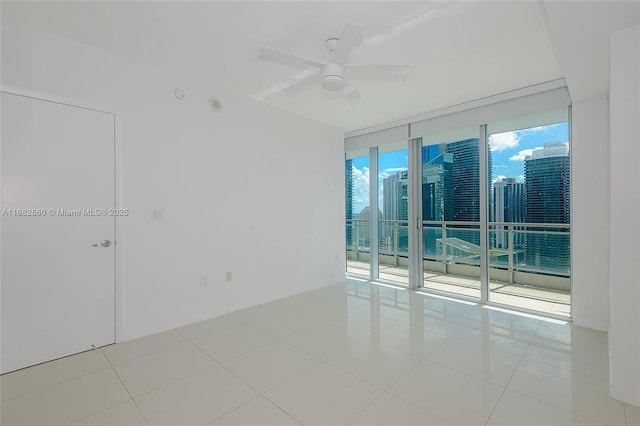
[1,86,125,344]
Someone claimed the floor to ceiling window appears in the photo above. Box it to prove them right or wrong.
[345,85,571,318]
[419,128,484,299]
[346,152,371,276]
[487,120,570,315]
[378,147,409,284]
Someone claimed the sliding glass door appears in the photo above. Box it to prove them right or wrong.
[346,153,371,276]
[419,128,483,298]
[378,147,409,284]
[487,121,571,315]
[345,87,572,318]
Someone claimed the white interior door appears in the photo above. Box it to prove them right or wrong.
[1,92,115,374]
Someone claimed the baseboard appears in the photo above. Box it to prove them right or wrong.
[610,380,640,406]
[572,316,608,332]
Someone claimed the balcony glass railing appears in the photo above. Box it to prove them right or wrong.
[346,219,570,292]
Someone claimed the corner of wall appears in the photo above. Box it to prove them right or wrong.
[608,22,640,406]
[570,94,610,332]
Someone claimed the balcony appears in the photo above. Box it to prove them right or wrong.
[346,219,570,317]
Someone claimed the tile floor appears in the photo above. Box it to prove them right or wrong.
[1,279,638,426]
[347,261,571,317]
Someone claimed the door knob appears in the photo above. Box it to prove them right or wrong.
[92,240,111,248]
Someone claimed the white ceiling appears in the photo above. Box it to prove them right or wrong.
[2,1,639,132]
[542,1,640,102]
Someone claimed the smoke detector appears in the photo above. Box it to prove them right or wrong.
[208,96,223,112]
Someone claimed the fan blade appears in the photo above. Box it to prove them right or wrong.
[259,46,324,69]
[283,72,321,94]
[330,22,364,64]
[346,64,410,77]
[343,83,361,100]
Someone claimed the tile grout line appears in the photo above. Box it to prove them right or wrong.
[203,394,302,426]
[6,281,589,426]
[0,364,114,404]
[256,320,369,363]
[202,394,263,425]
[258,394,306,426]
[91,314,313,426]
[530,324,617,413]
[322,305,440,389]
[483,318,546,425]
[340,390,387,425]
[102,330,191,366]
[505,387,610,426]
[482,332,533,426]
[187,335,308,426]
[504,321,620,426]
[105,338,241,400]
[189,305,420,423]
[380,389,455,426]
[0,350,113,404]
[188,297,395,425]
[321,325,464,423]
[98,347,151,426]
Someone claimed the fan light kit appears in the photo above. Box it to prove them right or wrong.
[321,63,346,90]
[259,22,409,99]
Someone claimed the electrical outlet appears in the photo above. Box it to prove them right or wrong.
[200,275,208,287]
[225,271,232,282]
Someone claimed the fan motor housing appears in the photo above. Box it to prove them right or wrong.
[321,63,345,90]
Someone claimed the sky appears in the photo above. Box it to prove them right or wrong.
[349,122,569,216]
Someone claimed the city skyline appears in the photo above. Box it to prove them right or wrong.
[346,122,571,274]
[348,122,569,217]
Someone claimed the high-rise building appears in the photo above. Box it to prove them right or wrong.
[382,171,409,253]
[445,139,482,223]
[345,159,354,248]
[494,178,525,222]
[382,172,404,221]
[398,170,408,222]
[422,139,493,222]
[443,139,493,244]
[493,177,525,249]
[381,171,409,220]
[354,206,383,251]
[524,142,570,272]
[379,141,495,250]
[420,139,493,245]
[422,153,453,221]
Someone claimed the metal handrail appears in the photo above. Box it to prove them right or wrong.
[348,218,570,230]
[346,218,571,281]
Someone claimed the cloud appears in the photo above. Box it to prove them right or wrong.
[379,167,408,179]
[492,175,507,183]
[352,165,368,180]
[519,123,562,135]
[509,147,541,162]
[351,165,370,205]
[382,167,408,174]
[489,131,519,152]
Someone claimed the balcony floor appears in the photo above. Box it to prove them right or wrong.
[347,261,570,318]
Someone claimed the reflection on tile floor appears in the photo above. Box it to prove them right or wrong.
[348,260,571,317]
[1,279,634,425]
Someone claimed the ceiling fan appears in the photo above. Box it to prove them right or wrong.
[259,22,410,99]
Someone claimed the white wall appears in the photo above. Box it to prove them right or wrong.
[609,23,640,406]
[571,95,610,331]
[1,21,346,340]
